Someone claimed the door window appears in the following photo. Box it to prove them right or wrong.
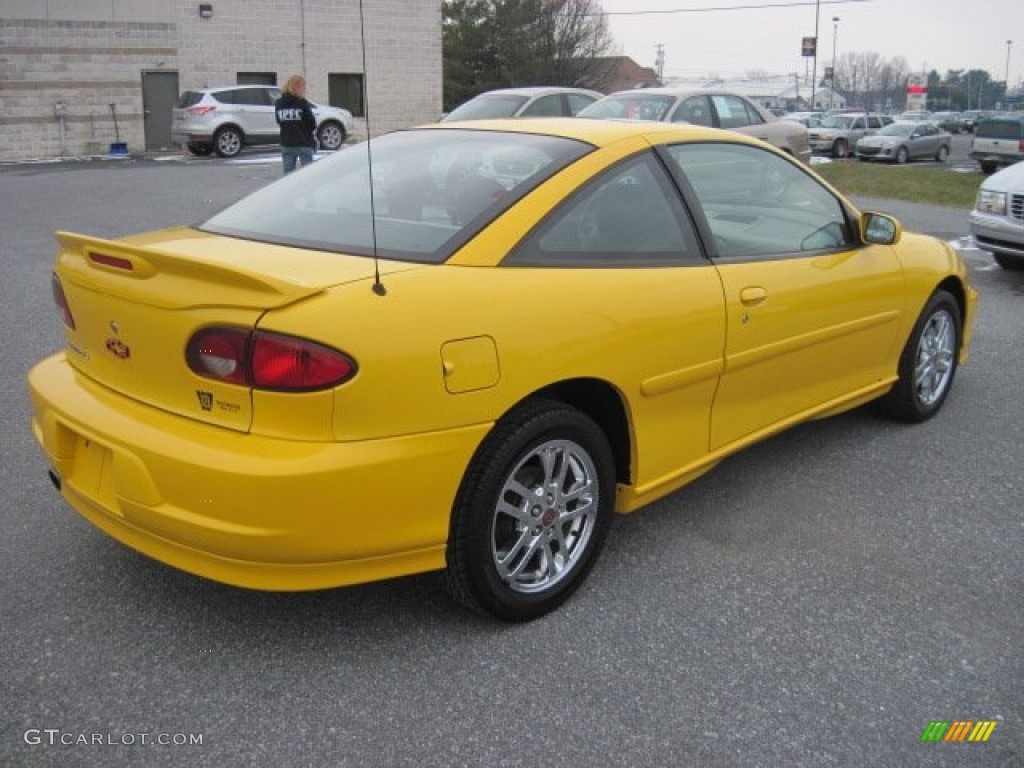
[665,143,854,259]
[566,93,597,115]
[671,96,713,126]
[521,94,565,117]
[711,95,762,128]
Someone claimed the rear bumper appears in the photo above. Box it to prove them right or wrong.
[28,354,490,590]
[170,129,211,146]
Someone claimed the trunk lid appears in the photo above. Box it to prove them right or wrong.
[54,227,412,432]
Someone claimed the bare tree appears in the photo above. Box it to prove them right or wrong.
[494,0,613,87]
[834,52,908,111]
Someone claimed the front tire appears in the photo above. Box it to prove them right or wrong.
[895,146,909,165]
[317,121,346,150]
[213,126,243,158]
[445,400,615,621]
[935,144,949,162]
[186,142,212,156]
[878,290,961,422]
[832,139,848,159]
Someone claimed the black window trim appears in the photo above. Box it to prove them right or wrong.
[655,140,865,264]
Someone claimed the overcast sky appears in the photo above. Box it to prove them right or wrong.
[601,0,1021,86]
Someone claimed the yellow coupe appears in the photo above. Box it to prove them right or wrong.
[28,119,977,620]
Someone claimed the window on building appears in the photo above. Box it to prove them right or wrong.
[329,73,364,117]
[237,72,277,86]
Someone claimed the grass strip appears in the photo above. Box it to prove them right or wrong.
[815,161,982,210]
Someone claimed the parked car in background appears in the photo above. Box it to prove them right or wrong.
[28,118,977,621]
[576,88,811,165]
[171,85,354,158]
[442,87,602,121]
[896,110,934,123]
[783,111,824,128]
[807,112,891,158]
[855,121,951,164]
[962,110,995,133]
[931,111,965,133]
[970,115,1024,174]
[970,160,1024,270]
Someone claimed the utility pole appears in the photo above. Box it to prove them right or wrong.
[655,43,665,82]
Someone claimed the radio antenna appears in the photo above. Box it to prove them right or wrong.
[359,0,386,296]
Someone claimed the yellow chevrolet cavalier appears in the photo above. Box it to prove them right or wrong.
[28,119,977,620]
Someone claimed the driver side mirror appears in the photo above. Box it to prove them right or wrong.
[861,212,902,245]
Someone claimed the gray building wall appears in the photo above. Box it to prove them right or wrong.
[0,0,442,160]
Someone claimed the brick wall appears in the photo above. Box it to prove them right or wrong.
[0,0,442,160]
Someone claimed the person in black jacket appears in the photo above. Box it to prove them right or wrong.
[275,75,317,173]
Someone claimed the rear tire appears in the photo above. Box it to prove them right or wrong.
[980,160,997,175]
[878,290,961,423]
[186,143,212,156]
[213,126,243,158]
[316,121,346,150]
[444,400,615,621]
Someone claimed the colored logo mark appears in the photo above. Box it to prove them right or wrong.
[921,720,998,742]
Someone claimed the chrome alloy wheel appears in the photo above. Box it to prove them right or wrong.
[318,122,344,150]
[913,308,956,407]
[216,129,242,157]
[491,439,598,594]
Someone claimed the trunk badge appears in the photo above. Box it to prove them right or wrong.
[105,338,131,359]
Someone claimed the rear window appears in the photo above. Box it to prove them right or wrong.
[176,91,203,108]
[200,129,593,263]
[443,95,530,121]
[577,95,676,122]
[976,120,1023,140]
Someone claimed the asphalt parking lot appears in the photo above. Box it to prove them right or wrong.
[1,155,1021,767]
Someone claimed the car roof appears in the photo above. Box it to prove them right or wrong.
[600,88,738,98]
[473,87,602,98]
[194,85,279,93]
[418,116,755,149]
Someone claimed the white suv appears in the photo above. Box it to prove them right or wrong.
[171,85,354,158]
[970,161,1024,270]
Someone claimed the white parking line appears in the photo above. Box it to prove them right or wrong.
[225,150,335,166]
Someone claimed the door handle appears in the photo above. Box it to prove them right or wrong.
[740,286,767,305]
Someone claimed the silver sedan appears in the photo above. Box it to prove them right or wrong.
[855,122,951,164]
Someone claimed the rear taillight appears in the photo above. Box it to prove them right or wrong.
[186,327,357,392]
[51,273,75,330]
[187,327,248,385]
[185,105,217,116]
[1019,140,1024,153]
[251,332,356,390]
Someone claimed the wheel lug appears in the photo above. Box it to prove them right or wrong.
[531,506,541,517]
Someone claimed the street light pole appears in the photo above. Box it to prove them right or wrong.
[810,0,820,110]
[1007,40,1013,109]
[831,17,840,109]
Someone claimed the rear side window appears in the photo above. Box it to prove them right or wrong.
[506,152,702,267]
[176,91,203,108]
[233,88,273,106]
[976,120,1023,140]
